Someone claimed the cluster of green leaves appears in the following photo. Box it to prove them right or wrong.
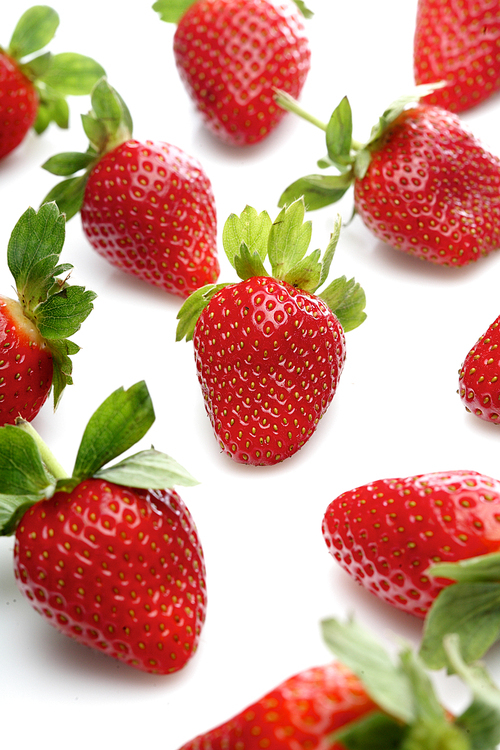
[152,0,313,24]
[322,617,500,750]
[42,78,133,219]
[8,203,96,407]
[0,382,198,537]
[5,5,105,133]
[176,198,366,341]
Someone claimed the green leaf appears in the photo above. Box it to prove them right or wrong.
[331,711,407,750]
[152,0,197,23]
[34,89,69,133]
[22,51,53,79]
[41,174,88,220]
[8,5,59,60]
[39,53,105,95]
[317,213,341,290]
[80,113,108,152]
[222,206,272,271]
[366,84,445,148]
[90,77,131,141]
[35,285,97,340]
[268,199,312,280]
[291,0,314,19]
[233,242,270,281]
[283,247,322,292]
[72,382,156,482]
[278,173,353,211]
[321,617,415,725]
[428,552,500,583]
[175,283,227,342]
[319,276,367,332]
[419,582,500,670]
[326,96,353,168]
[95,449,199,489]
[42,151,96,177]
[0,495,41,537]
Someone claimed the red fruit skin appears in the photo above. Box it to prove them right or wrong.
[177,662,377,749]
[414,0,500,113]
[80,139,219,298]
[0,296,52,426]
[323,470,500,618]
[354,104,500,266]
[0,52,38,160]
[193,276,346,466]
[14,479,207,675]
[459,315,500,422]
[173,0,311,146]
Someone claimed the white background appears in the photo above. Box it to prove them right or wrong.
[2,1,500,747]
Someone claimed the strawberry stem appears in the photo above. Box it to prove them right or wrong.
[15,418,68,480]
[274,89,328,131]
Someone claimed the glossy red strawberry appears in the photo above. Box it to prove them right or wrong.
[154,0,311,146]
[177,616,498,750]
[458,315,500,422]
[43,79,219,299]
[414,0,500,113]
[176,201,366,465]
[0,382,206,675]
[0,203,95,426]
[0,6,104,160]
[277,91,500,266]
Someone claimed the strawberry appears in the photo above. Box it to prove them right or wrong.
[322,469,500,669]
[153,0,312,146]
[0,381,206,675]
[0,203,95,426]
[176,199,366,465]
[42,78,219,299]
[458,314,500,422]
[276,89,500,266]
[177,616,500,750]
[414,0,500,113]
[0,5,104,160]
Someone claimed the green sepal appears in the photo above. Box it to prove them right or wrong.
[176,283,228,342]
[35,285,97,340]
[222,206,272,272]
[41,174,89,220]
[7,5,59,60]
[94,449,199,489]
[233,243,269,281]
[152,0,197,23]
[34,89,69,133]
[21,51,52,80]
[319,275,367,332]
[38,52,106,96]
[325,96,354,170]
[268,200,312,280]
[42,151,96,177]
[278,173,352,211]
[292,0,313,18]
[330,711,407,750]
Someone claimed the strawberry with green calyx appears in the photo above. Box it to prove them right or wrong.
[176,198,366,466]
[276,86,500,267]
[153,0,312,146]
[177,616,500,750]
[0,381,207,675]
[0,5,105,160]
[42,77,219,298]
[0,202,96,426]
[322,469,500,671]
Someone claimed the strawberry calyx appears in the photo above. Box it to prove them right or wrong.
[3,5,105,134]
[41,77,134,219]
[176,197,366,341]
[321,617,500,750]
[419,552,500,671]
[0,381,198,537]
[275,83,444,211]
[6,202,96,409]
[152,0,313,24]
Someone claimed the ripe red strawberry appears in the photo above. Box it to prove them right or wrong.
[414,0,500,113]
[458,314,500,422]
[176,200,366,465]
[277,90,500,266]
[153,0,312,146]
[43,78,219,299]
[322,470,500,668]
[0,382,206,675]
[0,203,95,426]
[177,616,500,750]
[0,6,104,160]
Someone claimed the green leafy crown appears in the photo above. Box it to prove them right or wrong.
[3,5,105,134]
[7,202,96,408]
[176,198,366,341]
[152,0,313,24]
[41,77,133,219]
[0,381,198,537]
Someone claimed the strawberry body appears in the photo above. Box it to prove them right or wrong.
[353,104,500,266]
[80,139,219,298]
[172,0,311,146]
[14,477,207,674]
[0,52,38,160]
[0,296,53,425]
[459,315,500,422]
[193,276,346,465]
[178,662,377,749]
[414,0,500,113]
[322,470,500,618]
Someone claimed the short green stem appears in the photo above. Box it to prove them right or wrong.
[15,418,68,480]
[274,89,328,131]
